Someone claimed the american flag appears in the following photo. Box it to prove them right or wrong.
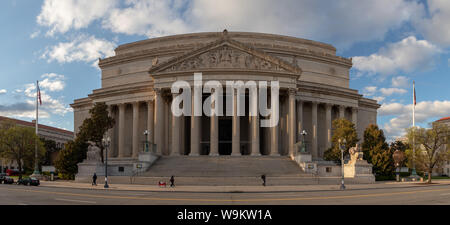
[37,81,42,105]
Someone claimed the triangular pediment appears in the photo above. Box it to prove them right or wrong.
[149,32,302,76]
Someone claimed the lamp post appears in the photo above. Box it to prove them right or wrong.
[300,130,307,153]
[144,130,149,152]
[393,150,405,182]
[339,138,346,190]
[102,137,110,188]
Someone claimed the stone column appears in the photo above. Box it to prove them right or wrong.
[271,93,279,156]
[339,105,345,118]
[118,103,126,158]
[107,105,115,158]
[171,93,181,156]
[296,100,303,142]
[132,102,140,158]
[154,89,164,155]
[288,89,296,157]
[250,89,260,156]
[190,88,201,156]
[210,92,219,156]
[325,103,332,150]
[232,89,240,156]
[352,107,358,126]
[311,101,318,159]
[147,100,154,144]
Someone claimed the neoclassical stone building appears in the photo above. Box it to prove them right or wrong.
[72,31,379,163]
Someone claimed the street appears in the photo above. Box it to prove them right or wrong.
[1,183,450,205]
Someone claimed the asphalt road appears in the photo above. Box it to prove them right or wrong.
[1,183,450,205]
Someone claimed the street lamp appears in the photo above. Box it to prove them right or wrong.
[300,130,307,153]
[144,130,149,152]
[339,138,347,190]
[102,136,111,188]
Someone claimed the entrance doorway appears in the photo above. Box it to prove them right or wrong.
[219,118,232,155]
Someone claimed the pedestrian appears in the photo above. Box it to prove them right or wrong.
[92,173,97,186]
[170,176,175,187]
[261,174,266,186]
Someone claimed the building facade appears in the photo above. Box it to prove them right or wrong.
[434,117,450,176]
[71,31,379,162]
[0,116,74,172]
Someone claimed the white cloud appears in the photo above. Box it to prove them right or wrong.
[391,76,409,88]
[379,100,450,139]
[39,73,65,92]
[415,0,450,47]
[373,96,386,103]
[41,35,116,67]
[102,0,190,37]
[0,89,6,94]
[37,0,117,36]
[379,88,407,96]
[363,86,377,96]
[36,0,425,49]
[353,36,441,76]
[19,78,72,117]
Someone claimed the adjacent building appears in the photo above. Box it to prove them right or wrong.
[0,116,74,172]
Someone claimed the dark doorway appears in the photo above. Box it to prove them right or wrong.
[219,118,232,155]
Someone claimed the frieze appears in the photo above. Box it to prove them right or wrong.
[160,45,287,73]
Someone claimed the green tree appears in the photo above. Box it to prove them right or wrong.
[323,118,359,163]
[390,140,409,168]
[54,139,88,180]
[54,102,114,179]
[41,138,61,166]
[77,102,115,162]
[361,124,393,177]
[0,120,45,179]
[405,123,450,183]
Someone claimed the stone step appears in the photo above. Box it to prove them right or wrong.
[141,155,307,177]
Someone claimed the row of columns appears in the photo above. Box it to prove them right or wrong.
[296,101,358,158]
[107,88,358,159]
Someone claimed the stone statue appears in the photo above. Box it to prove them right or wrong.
[349,144,364,162]
[86,141,102,162]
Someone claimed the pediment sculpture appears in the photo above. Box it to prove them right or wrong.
[160,45,287,73]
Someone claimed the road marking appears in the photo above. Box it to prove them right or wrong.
[1,186,450,203]
[54,198,96,204]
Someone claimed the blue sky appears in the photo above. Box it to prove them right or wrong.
[0,0,449,141]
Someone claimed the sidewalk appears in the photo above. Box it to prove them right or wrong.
[39,180,450,193]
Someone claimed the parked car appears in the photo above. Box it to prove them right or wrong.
[17,177,40,186]
[3,176,14,184]
[0,173,6,183]
[6,169,20,176]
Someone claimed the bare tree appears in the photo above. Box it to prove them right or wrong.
[406,123,450,183]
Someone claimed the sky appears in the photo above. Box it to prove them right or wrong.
[0,0,449,141]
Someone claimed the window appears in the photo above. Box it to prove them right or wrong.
[326,167,332,173]
[118,167,124,172]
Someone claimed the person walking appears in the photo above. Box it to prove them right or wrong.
[261,174,266,186]
[92,173,97,186]
[170,176,175,187]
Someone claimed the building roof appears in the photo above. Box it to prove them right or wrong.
[436,116,450,122]
[0,116,74,136]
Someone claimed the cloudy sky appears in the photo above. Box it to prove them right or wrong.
[0,0,449,141]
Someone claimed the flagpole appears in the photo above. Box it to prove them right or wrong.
[411,81,417,177]
[32,80,40,176]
